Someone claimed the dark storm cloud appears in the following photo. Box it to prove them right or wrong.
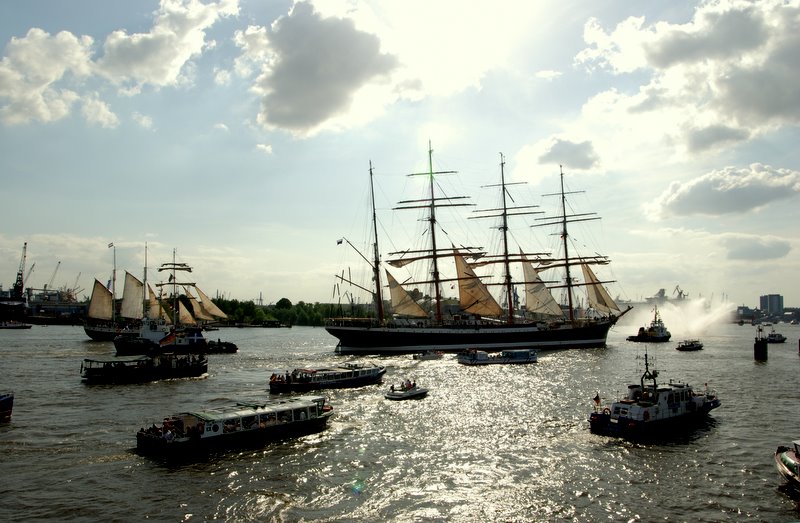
[254,2,398,132]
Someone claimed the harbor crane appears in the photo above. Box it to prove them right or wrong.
[45,261,61,291]
[11,242,27,298]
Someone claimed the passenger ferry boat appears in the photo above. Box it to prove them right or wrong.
[136,395,333,457]
[456,349,538,365]
[269,363,386,393]
[675,339,703,351]
[81,353,207,384]
[588,352,721,438]
[775,440,800,487]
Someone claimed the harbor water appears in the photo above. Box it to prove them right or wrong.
[2,317,800,521]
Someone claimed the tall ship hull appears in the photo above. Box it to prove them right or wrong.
[327,318,618,354]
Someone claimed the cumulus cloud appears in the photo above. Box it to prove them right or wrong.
[645,164,800,220]
[0,28,93,124]
[133,112,154,129]
[81,95,119,128]
[256,143,273,154]
[95,0,239,88]
[538,138,599,169]
[235,2,397,135]
[574,0,800,154]
[0,0,237,126]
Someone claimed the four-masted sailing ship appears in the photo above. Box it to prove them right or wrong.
[325,146,631,354]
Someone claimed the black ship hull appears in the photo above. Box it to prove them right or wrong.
[326,318,619,355]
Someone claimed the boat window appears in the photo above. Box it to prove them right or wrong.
[223,418,241,433]
[259,413,277,427]
[242,415,258,430]
[277,410,291,423]
[293,408,307,421]
[667,393,674,404]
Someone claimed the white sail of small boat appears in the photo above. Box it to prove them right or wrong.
[521,253,564,318]
[581,264,621,316]
[176,300,196,325]
[147,283,171,323]
[87,279,113,321]
[119,271,144,319]
[194,286,228,319]
[386,270,428,318]
[454,249,503,317]
[183,286,215,322]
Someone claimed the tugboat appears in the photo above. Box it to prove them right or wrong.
[588,352,721,439]
[136,395,334,458]
[626,306,671,342]
[775,440,800,487]
[765,325,787,343]
[268,363,386,394]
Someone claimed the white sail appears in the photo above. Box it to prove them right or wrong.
[195,286,228,319]
[119,271,144,319]
[87,279,113,321]
[386,270,428,318]
[177,300,196,325]
[183,286,215,321]
[581,264,621,315]
[147,283,171,323]
[522,254,564,318]
[454,250,503,317]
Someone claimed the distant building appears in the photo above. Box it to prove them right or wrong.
[759,294,784,316]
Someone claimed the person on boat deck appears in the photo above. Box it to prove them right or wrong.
[390,384,395,392]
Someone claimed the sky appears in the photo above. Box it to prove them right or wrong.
[1,0,798,310]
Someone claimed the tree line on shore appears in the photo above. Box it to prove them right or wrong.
[212,297,374,327]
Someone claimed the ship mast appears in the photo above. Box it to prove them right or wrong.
[368,161,384,322]
[558,166,576,322]
[470,153,545,324]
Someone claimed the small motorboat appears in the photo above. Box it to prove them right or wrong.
[0,391,13,422]
[775,441,800,487]
[675,339,703,351]
[766,326,787,343]
[384,381,428,400]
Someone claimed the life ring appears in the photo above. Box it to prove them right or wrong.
[643,410,650,421]
[602,408,610,415]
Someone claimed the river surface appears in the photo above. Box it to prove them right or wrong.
[2,315,800,522]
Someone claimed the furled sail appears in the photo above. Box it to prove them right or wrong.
[581,264,621,315]
[183,286,215,321]
[521,254,564,318]
[119,271,144,319]
[195,286,228,319]
[87,279,113,320]
[454,250,503,317]
[147,283,171,323]
[386,270,428,318]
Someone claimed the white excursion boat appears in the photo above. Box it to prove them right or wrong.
[136,395,334,458]
[675,339,703,351]
[457,349,538,365]
[588,352,721,439]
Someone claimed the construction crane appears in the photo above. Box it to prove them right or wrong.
[45,261,61,291]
